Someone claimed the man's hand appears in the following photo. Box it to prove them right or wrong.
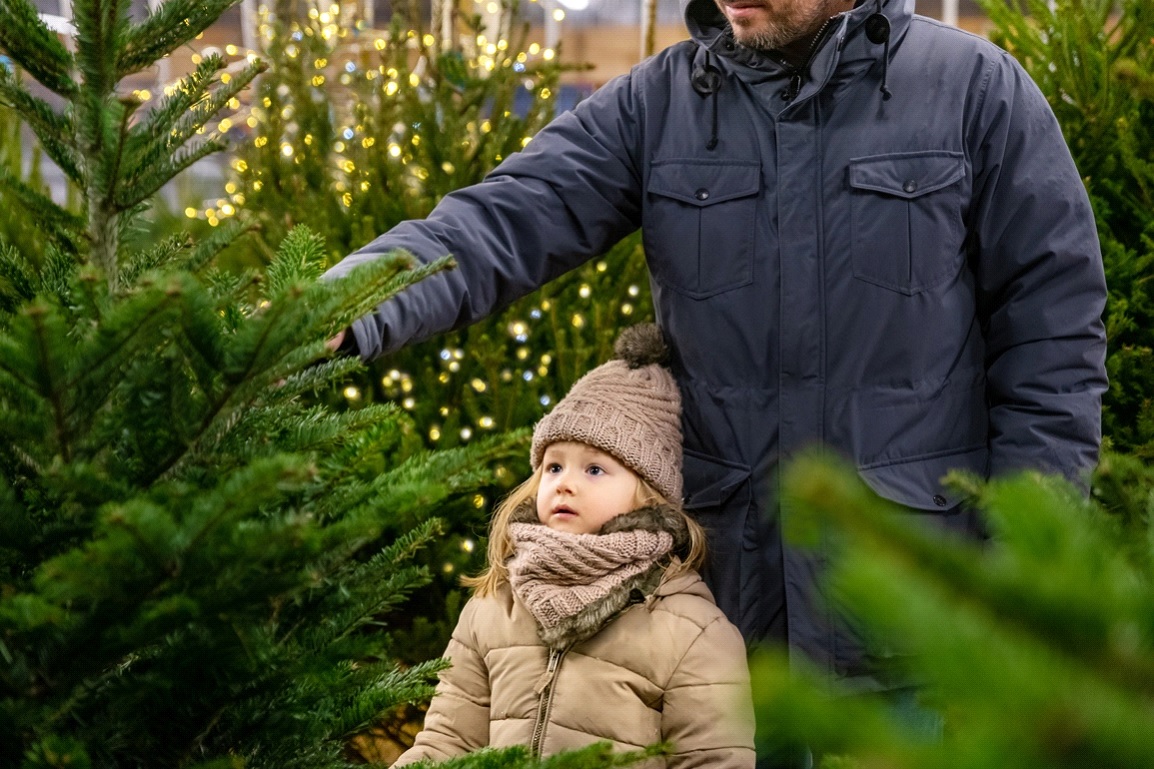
[326,329,347,353]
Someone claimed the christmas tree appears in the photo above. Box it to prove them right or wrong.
[751,453,1154,768]
[976,0,1154,456]
[219,0,654,453]
[0,0,542,766]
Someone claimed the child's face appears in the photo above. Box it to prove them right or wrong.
[536,442,641,535]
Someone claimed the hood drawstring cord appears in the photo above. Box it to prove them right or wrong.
[864,0,892,100]
[691,50,722,150]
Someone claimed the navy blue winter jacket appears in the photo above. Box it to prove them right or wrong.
[326,0,1107,685]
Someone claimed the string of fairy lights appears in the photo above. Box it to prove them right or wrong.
[129,0,649,500]
[137,0,562,229]
[126,0,651,576]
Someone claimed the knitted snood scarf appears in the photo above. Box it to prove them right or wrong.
[505,501,685,648]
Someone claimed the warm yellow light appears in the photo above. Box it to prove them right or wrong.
[314,57,327,69]
[389,144,402,158]
[228,97,240,109]
[362,136,375,148]
[225,182,237,193]
[521,136,532,147]
[543,48,555,59]
[312,75,325,86]
[281,143,294,156]
[409,73,420,87]
[343,386,360,399]
[253,180,263,190]
[385,81,399,96]
[441,161,455,174]
[471,378,487,392]
[304,134,313,145]
[220,73,231,84]
[218,118,232,132]
[552,8,565,20]
[529,43,541,54]
[226,44,238,55]
[185,207,198,218]
[374,38,386,50]
[423,33,435,46]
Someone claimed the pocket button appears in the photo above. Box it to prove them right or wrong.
[903,179,918,194]
[695,188,710,201]
[932,494,948,507]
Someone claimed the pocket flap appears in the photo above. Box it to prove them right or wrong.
[858,446,988,512]
[849,151,964,199]
[648,160,760,207]
[683,448,752,509]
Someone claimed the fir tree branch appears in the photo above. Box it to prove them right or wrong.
[117,0,241,79]
[115,137,226,210]
[0,70,82,185]
[119,232,193,288]
[182,219,252,275]
[72,0,131,104]
[0,0,77,98]
[0,169,85,251]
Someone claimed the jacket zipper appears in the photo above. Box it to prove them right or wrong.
[780,17,837,102]
[529,647,567,757]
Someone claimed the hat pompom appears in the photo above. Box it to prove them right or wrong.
[614,323,669,369]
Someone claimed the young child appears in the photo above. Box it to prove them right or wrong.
[393,324,755,768]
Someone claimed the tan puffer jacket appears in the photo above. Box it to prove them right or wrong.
[393,567,755,767]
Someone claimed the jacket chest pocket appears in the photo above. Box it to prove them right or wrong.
[643,160,760,299]
[848,151,966,295]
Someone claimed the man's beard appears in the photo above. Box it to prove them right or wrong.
[725,0,845,52]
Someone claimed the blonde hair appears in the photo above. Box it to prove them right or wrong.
[463,465,707,597]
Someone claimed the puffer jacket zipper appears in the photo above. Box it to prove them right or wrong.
[780,16,837,102]
[530,647,568,757]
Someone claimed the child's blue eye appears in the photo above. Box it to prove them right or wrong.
[587,465,604,476]
[545,463,562,473]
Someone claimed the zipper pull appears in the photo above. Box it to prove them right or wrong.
[782,71,802,102]
[533,648,563,695]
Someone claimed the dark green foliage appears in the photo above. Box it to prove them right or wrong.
[750,453,1154,768]
[976,0,1154,455]
[407,742,670,768]
[0,0,529,765]
[0,0,263,288]
[0,225,526,769]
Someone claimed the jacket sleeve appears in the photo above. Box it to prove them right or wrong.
[393,599,491,766]
[968,53,1108,484]
[661,615,756,769]
[323,69,646,360]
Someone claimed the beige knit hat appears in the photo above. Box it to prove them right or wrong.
[530,324,683,502]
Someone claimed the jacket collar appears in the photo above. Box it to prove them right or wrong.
[683,0,914,94]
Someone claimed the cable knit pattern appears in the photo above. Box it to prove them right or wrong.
[507,522,673,637]
[530,324,683,501]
